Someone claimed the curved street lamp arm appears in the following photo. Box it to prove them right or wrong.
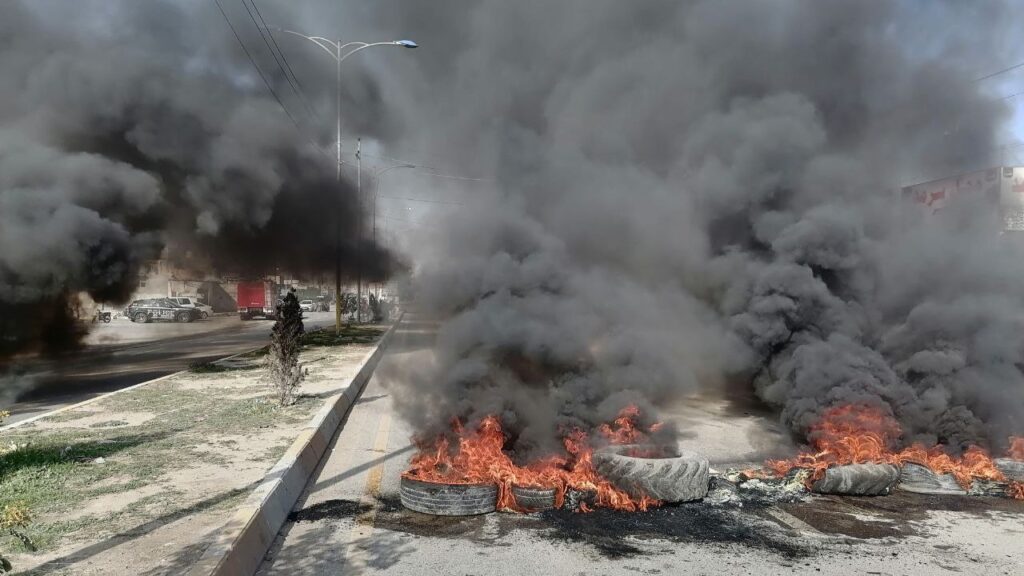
[338,42,407,65]
[280,29,339,59]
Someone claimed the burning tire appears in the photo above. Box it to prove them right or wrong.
[511,485,556,511]
[400,477,498,516]
[995,459,1024,482]
[593,444,709,502]
[810,463,900,496]
[898,462,966,495]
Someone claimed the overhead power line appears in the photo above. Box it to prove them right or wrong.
[415,170,494,182]
[213,0,299,129]
[212,0,331,159]
[379,195,466,206]
[244,0,321,123]
[975,59,1024,83]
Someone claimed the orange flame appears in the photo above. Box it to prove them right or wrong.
[403,405,662,512]
[763,405,1023,499]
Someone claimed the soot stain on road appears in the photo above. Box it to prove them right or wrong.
[537,503,808,559]
[369,497,809,560]
[289,499,371,522]
[778,491,1023,540]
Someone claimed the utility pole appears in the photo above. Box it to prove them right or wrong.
[369,163,415,298]
[356,138,362,323]
[334,37,343,333]
[269,28,417,333]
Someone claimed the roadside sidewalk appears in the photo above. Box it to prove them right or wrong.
[0,325,388,576]
[256,322,425,575]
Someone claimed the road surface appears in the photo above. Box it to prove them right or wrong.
[256,319,1024,576]
[4,311,340,425]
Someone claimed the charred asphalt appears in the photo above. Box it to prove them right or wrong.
[285,487,1024,566]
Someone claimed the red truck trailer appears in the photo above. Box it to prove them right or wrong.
[237,281,279,320]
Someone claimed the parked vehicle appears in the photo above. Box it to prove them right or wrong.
[92,310,111,323]
[237,281,279,320]
[126,298,201,323]
[315,296,331,312]
[169,296,213,319]
[299,300,314,312]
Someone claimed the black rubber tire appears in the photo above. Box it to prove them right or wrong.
[400,477,497,516]
[200,311,209,319]
[511,485,555,511]
[995,458,1024,482]
[898,462,966,495]
[593,444,709,502]
[811,463,900,496]
[132,312,149,324]
[175,312,191,323]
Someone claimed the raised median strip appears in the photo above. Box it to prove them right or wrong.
[186,314,403,576]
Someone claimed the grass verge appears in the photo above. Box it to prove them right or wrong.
[302,324,385,347]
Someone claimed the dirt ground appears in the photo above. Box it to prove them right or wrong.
[0,327,385,576]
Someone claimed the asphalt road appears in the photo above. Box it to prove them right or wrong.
[257,319,1024,576]
[3,311,340,425]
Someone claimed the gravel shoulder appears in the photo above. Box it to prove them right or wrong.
[0,324,386,576]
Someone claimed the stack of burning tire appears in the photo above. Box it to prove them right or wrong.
[399,444,710,515]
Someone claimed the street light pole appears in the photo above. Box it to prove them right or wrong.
[273,28,417,332]
[356,138,362,323]
[371,163,417,248]
[369,163,415,299]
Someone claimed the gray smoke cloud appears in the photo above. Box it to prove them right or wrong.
[0,0,400,359]
[323,0,1024,456]
[4,0,1022,458]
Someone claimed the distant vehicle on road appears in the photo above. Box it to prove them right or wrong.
[299,300,314,312]
[169,296,213,319]
[237,281,279,321]
[126,298,201,324]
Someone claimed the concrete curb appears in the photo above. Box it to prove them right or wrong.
[0,345,267,433]
[186,315,404,576]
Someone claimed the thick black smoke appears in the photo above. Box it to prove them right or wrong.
[327,0,1024,456]
[0,1,401,360]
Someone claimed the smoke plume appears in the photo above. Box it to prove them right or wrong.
[4,0,1023,458]
[327,0,1024,456]
[0,1,399,360]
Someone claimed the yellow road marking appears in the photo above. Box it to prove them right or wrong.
[344,412,393,571]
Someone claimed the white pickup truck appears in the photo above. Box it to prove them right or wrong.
[169,296,214,319]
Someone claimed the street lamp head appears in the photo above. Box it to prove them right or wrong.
[395,40,418,49]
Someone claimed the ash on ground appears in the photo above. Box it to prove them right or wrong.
[715,468,810,506]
